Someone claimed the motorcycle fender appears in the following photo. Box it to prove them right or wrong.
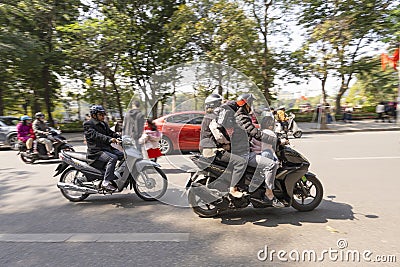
[135,159,159,172]
[54,162,69,177]
[284,168,308,199]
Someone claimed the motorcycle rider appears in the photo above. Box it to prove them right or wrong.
[84,105,124,191]
[200,93,247,198]
[215,93,284,207]
[32,112,53,156]
[17,115,35,153]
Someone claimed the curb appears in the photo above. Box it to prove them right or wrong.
[302,127,400,134]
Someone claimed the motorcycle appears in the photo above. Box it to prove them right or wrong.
[18,129,74,164]
[186,142,323,217]
[275,112,303,138]
[54,137,168,202]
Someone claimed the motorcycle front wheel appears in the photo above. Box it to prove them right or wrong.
[291,175,323,212]
[133,166,168,201]
[59,168,89,202]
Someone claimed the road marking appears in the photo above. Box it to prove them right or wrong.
[334,156,400,160]
[0,233,190,243]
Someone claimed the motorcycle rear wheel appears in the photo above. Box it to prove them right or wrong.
[188,188,219,218]
[291,175,323,212]
[133,166,168,201]
[20,153,35,164]
[59,168,89,202]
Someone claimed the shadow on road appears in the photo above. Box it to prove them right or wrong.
[215,199,376,227]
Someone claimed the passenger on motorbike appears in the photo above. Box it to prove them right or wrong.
[199,93,247,198]
[17,115,35,153]
[83,105,124,191]
[32,112,53,156]
[228,94,284,207]
[250,115,287,207]
[276,106,289,133]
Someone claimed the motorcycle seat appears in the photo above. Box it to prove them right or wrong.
[63,151,90,162]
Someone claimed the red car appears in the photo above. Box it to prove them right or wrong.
[153,111,205,154]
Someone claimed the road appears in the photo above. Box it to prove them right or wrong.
[0,131,399,266]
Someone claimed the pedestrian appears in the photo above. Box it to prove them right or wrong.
[343,103,353,123]
[123,100,145,150]
[376,102,385,122]
[139,119,163,162]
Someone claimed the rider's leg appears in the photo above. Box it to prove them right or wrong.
[97,151,119,190]
[214,150,247,197]
[26,138,33,151]
[248,153,284,207]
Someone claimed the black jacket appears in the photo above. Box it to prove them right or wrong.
[83,118,120,161]
[235,106,276,144]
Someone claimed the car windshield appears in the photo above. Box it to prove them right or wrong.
[0,118,19,126]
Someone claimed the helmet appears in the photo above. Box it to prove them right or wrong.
[205,93,222,109]
[89,105,106,116]
[278,105,285,110]
[261,115,275,130]
[20,115,32,121]
[236,93,256,107]
[35,112,45,119]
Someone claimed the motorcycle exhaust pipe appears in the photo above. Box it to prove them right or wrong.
[57,182,98,194]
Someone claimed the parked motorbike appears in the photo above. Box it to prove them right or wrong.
[54,137,168,202]
[275,112,303,138]
[18,130,74,164]
[186,142,323,217]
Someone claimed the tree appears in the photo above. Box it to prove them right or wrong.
[296,0,394,115]
[0,0,83,124]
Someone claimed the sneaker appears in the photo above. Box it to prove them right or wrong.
[102,183,117,192]
[229,188,244,198]
[271,197,285,208]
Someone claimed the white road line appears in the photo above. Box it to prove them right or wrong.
[0,233,190,243]
[334,156,400,160]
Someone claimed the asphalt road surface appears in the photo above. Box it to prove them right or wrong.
[0,131,399,266]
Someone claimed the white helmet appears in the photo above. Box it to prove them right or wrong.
[205,93,223,109]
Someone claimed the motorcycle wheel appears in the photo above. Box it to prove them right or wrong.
[291,176,323,212]
[293,131,303,138]
[188,188,219,218]
[133,166,168,201]
[20,153,35,164]
[187,176,219,218]
[59,167,89,202]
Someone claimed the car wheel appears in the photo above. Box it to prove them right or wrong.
[159,137,173,154]
[8,134,18,151]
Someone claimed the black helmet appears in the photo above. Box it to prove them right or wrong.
[89,105,106,116]
[236,93,256,107]
[35,112,45,119]
[205,93,223,109]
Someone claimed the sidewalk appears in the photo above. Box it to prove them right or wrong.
[63,119,400,143]
[298,119,400,134]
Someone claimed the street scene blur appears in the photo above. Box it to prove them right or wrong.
[1,1,400,266]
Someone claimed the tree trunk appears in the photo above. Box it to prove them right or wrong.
[42,65,54,127]
[110,77,123,119]
[0,85,4,116]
